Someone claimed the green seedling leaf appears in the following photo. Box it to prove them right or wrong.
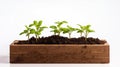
[88,29,95,32]
[30,29,36,34]
[38,20,42,26]
[77,29,83,33]
[56,21,68,27]
[60,28,69,34]
[19,25,32,39]
[50,25,57,29]
[77,24,85,30]
[33,20,37,26]
[85,25,91,29]
[29,24,34,27]
[19,31,25,35]
[41,26,48,28]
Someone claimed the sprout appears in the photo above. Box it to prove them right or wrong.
[19,25,32,40]
[29,20,48,40]
[76,24,95,40]
[76,24,84,37]
[83,24,95,38]
[50,21,68,36]
[20,20,47,41]
[61,25,76,38]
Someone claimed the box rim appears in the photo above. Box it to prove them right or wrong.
[10,40,109,46]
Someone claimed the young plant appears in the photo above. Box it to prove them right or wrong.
[50,21,68,36]
[29,20,48,40]
[76,24,95,41]
[76,24,84,37]
[19,25,32,40]
[61,25,76,38]
[83,24,95,39]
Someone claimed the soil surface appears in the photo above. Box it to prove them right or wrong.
[16,35,106,44]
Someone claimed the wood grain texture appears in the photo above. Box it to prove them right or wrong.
[10,40,109,63]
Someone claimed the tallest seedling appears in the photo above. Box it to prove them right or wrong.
[29,20,48,39]
[19,20,48,40]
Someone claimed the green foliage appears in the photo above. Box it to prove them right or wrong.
[50,21,68,35]
[20,20,47,40]
[20,20,95,40]
[76,24,84,37]
[61,25,76,38]
[83,24,95,38]
[29,20,48,39]
[19,25,32,39]
[76,24,95,39]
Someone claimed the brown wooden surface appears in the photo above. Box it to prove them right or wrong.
[10,40,109,63]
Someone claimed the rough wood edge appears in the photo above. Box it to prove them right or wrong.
[10,40,109,46]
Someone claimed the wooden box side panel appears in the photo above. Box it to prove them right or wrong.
[10,44,109,63]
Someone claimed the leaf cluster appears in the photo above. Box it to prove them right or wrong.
[60,25,76,38]
[50,21,68,35]
[20,20,47,40]
[76,24,95,38]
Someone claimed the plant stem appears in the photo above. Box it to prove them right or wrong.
[85,31,88,41]
[35,35,37,39]
[80,33,82,37]
[69,33,71,38]
[35,35,38,42]
[54,32,56,35]
[58,33,60,36]
[28,35,30,40]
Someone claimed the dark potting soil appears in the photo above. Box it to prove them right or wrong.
[16,35,107,45]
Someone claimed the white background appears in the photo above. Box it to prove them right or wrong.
[0,0,120,66]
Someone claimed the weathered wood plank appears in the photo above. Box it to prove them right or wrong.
[10,40,109,63]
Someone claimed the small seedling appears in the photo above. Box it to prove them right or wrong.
[83,24,95,39]
[29,20,48,40]
[77,24,95,40]
[76,24,84,37]
[61,25,76,38]
[19,25,32,39]
[50,21,68,36]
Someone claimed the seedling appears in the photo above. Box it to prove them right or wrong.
[77,24,95,40]
[50,21,68,36]
[83,24,95,38]
[61,25,76,38]
[19,25,32,39]
[76,24,84,37]
[29,20,48,40]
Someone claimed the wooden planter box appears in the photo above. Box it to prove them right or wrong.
[10,40,109,63]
